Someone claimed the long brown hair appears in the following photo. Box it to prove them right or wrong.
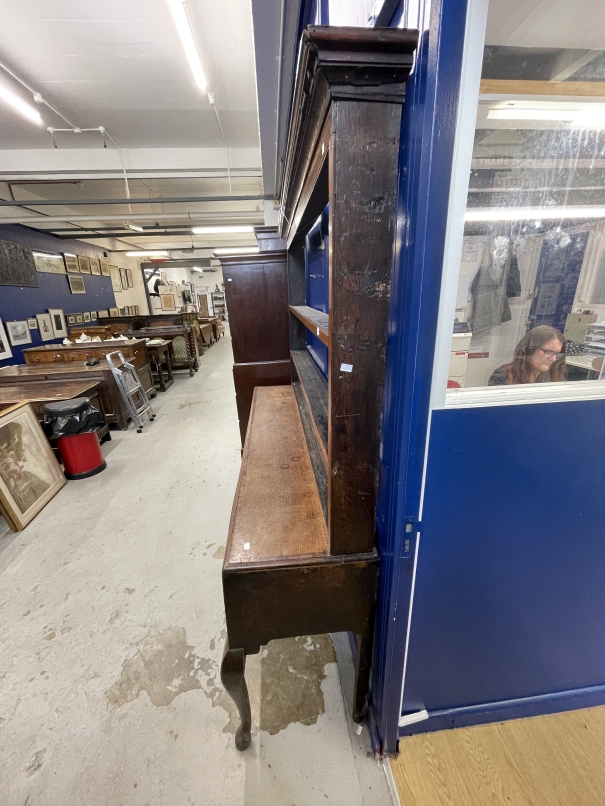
[504,325,566,384]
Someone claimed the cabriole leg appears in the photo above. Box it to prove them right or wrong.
[221,641,252,750]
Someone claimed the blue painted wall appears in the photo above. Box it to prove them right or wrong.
[305,206,329,377]
[0,225,116,367]
[399,399,605,733]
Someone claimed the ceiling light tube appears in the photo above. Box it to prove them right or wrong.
[213,246,260,256]
[125,250,169,257]
[0,83,42,125]
[465,206,605,222]
[126,223,144,232]
[166,0,207,92]
[192,225,255,235]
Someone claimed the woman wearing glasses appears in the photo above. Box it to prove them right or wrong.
[488,325,566,386]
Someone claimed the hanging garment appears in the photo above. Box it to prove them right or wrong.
[469,236,521,334]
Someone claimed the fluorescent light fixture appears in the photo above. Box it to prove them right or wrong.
[213,246,260,256]
[466,206,605,222]
[166,0,207,92]
[126,223,144,232]
[0,84,42,125]
[125,250,168,257]
[192,225,254,235]
[191,266,204,272]
[487,101,605,127]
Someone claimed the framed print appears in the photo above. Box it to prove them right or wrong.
[83,312,91,323]
[63,254,80,274]
[36,313,54,341]
[109,307,119,317]
[33,252,66,274]
[0,320,13,361]
[67,314,76,326]
[97,310,109,319]
[0,402,66,531]
[90,257,101,275]
[68,275,86,294]
[77,255,91,274]
[27,318,37,329]
[109,266,122,293]
[100,258,110,276]
[160,293,176,311]
[48,308,67,339]
[90,311,97,320]
[75,314,84,325]
[120,267,129,290]
[126,268,134,288]
[7,320,32,347]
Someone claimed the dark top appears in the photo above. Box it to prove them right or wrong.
[488,365,552,386]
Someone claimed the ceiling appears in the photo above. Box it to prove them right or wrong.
[0,0,265,253]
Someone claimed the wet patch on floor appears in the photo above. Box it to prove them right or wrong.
[106,627,202,709]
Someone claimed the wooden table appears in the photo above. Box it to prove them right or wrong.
[0,380,110,442]
[200,323,214,347]
[146,339,174,392]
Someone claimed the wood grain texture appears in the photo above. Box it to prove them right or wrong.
[232,360,291,445]
[289,305,330,346]
[480,79,605,97]
[225,386,328,566]
[392,706,605,806]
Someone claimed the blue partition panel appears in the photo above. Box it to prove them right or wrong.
[400,397,605,734]
[305,206,329,378]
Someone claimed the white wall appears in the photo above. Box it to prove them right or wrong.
[107,253,150,314]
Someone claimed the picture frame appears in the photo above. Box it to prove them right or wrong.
[7,320,32,347]
[67,314,76,326]
[33,253,66,274]
[77,255,91,274]
[36,313,54,341]
[27,318,38,329]
[63,254,80,274]
[48,308,67,339]
[120,267,129,291]
[160,293,176,311]
[90,257,101,275]
[100,258,110,276]
[0,320,13,361]
[109,307,119,317]
[83,312,91,323]
[133,305,140,315]
[0,402,66,531]
[90,311,97,320]
[126,268,134,288]
[75,314,84,325]
[68,275,86,294]
[110,266,122,293]
[97,310,109,319]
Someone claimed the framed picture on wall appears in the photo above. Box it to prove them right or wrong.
[100,259,110,276]
[109,308,119,317]
[75,314,84,325]
[33,253,66,274]
[120,267,129,291]
[77,255,91,274]
[90,258,101,275]
[63,254,80,274]
[7,321,32,347]
[90,311,97,320]
[97,310,109,319]
[83,312,91,323]
[0,320,13,361]
[67,314,76,326]
[36,313,54,341]
[27,318,37,329]
[68,275,86,294]
[48,308,67,339]
[126,268,134,288]
[160,293,176,311]
[0,402,66,531]
[109,266,122,293]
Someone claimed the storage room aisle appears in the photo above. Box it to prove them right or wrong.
[0,332,393,806]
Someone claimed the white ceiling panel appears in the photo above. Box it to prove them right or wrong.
[487,0,605,50]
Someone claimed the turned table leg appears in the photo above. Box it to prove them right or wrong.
[220,641,252,750]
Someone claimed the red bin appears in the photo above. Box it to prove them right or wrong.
[56,432,106,479]
[43,397,107,480]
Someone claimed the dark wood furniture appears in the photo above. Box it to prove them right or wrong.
[0,363,131,431]
[199,323,214,347]
[146,340,174,392]
[68,325,113,339]
[199,316,222,342]
[99,312,204,355]
[123,325,199,375]
[220,26,417,750]
[219,234,291,445]
[0,380,110,443]
[21,339,156,402]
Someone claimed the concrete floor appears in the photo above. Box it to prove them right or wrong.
[0,332,395,806]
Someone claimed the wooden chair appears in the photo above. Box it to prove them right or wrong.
[220,25,418,750]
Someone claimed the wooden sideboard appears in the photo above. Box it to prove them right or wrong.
[21,339,155,401]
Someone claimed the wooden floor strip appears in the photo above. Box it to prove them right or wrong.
[391,706,605,806]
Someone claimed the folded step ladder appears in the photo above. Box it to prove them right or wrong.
[106,351,155,432]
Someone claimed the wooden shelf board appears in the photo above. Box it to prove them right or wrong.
[289,305,330,346]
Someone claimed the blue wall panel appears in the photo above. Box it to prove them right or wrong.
[305,207,329,378]
[0,225,116,367]
[400,399,605,730]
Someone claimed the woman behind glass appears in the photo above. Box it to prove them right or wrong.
[488,325,566,386]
